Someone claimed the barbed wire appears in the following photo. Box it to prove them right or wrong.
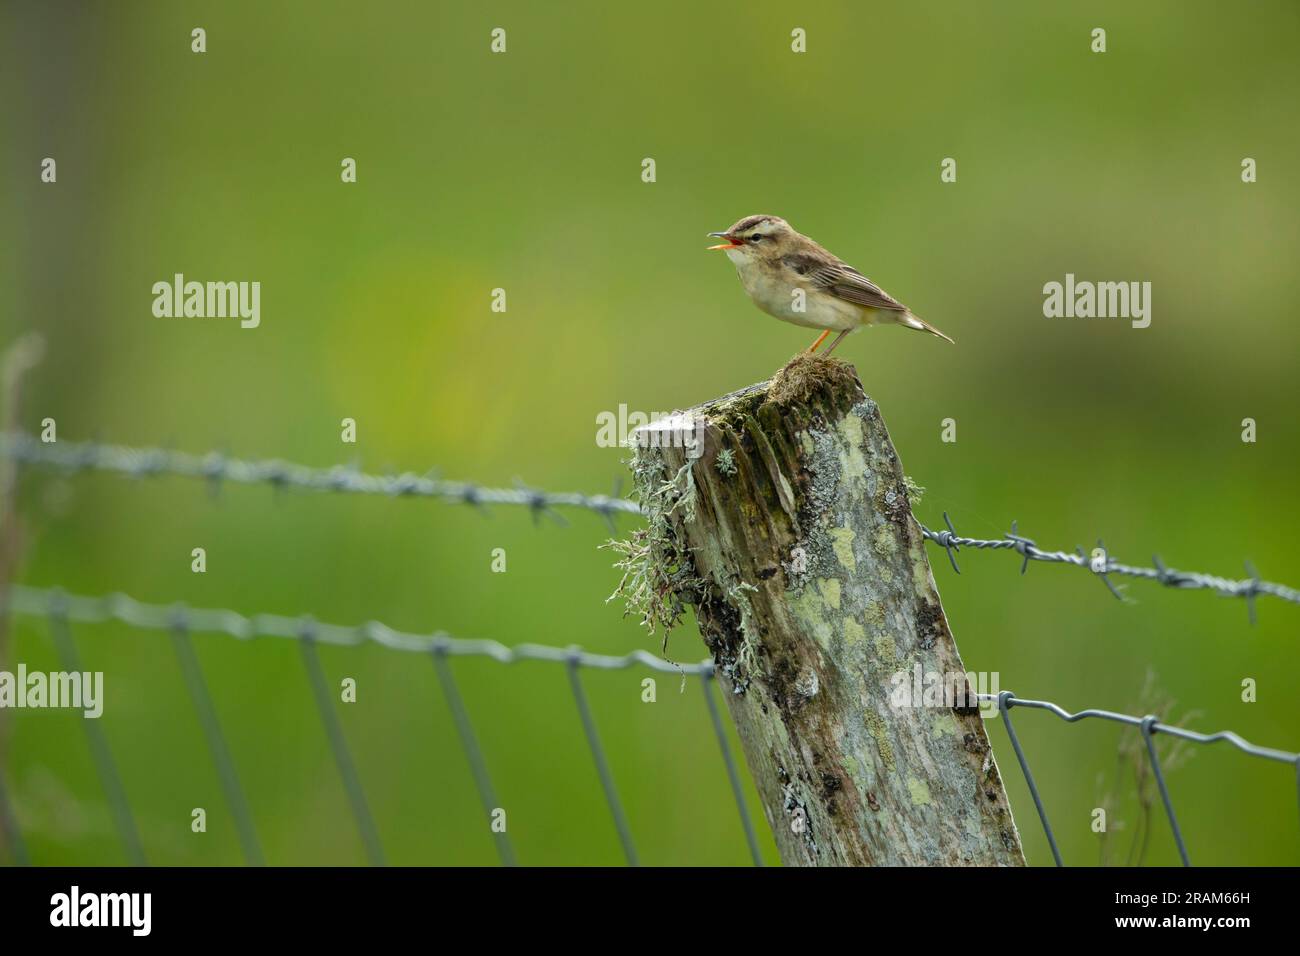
[0,432,640,527]
[918,513,1299,623]
[5,433,1296,622]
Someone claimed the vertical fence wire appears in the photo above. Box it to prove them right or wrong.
[47,607,147,866]
[1296,760,1300,833]
[430,644,516,866]
[565,652,638,866]
[298,628,386,866]
[0,770,26,865]
[7,583,1300,867]
[996,691,1063,867]
[170,618,264,866]
[701,671,763,866]
[1139,715,1191,866]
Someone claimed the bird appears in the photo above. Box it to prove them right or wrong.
[707,215,953,354]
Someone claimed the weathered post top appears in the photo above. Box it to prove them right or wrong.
[625,356,1024,866]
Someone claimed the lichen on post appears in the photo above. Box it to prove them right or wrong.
[617,355,1025,866]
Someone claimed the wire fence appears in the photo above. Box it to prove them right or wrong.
[919,513,1300,623]
[1,584,1296,867]
[0,432,1297,866]
[3,431,1296,614]
[985,691,1300,867]
[0,432,640,527]
[0,584,759,867]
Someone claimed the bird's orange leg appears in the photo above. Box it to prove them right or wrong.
[824,329,851,355]
[806,330,832,352]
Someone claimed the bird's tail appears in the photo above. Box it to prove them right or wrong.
[904,311,954,344]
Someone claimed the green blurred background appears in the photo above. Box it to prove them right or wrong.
[1,0,1297,866]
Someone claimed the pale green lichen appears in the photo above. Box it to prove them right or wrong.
[874,632,898,667]
[602,447,699,647]
[872,523,896,556]
[714,447,737,477]
[865,600,886,631]
[816,577,841,610]
[843,617,867,648]
[835,415,869,480]
[910,540,933,596]
[903,475,925,506]
[843,754,862,785]
[789,585,835,650]
[829,525,856,572]
[865,710,896,772]
[931,710,960,738]
[727,579,763,675]
[906,776,932,806]
[658,460,697,523]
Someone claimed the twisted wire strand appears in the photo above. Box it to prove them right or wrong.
[919,513,1300,616]
[4,584,713,676]
[6,583,1292,764]
[0,432,639,525]
[5,433,1295,614]
[985,690,1300,867]
[10,432,1297,865]
[982,693,1299,765]
[8,583,1298,869]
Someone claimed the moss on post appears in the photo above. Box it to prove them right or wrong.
[623,355,1024,866]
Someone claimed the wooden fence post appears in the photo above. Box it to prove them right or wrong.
[628,357,1024,866]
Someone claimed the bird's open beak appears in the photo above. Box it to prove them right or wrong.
[707,231,739,251]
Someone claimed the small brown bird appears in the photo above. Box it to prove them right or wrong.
[708,215,953,354]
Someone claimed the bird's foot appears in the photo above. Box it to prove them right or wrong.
[806,330,832,352]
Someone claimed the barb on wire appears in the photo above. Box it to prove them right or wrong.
[2,584,712,676]
[919,511,1300,621]
[13,433,1293,622]
[0,432,641,524]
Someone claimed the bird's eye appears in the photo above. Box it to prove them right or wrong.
[749,234,762,242]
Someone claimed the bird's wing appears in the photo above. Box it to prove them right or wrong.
[781,253,908,312]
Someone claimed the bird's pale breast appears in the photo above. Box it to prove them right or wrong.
[729,254,866,331]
